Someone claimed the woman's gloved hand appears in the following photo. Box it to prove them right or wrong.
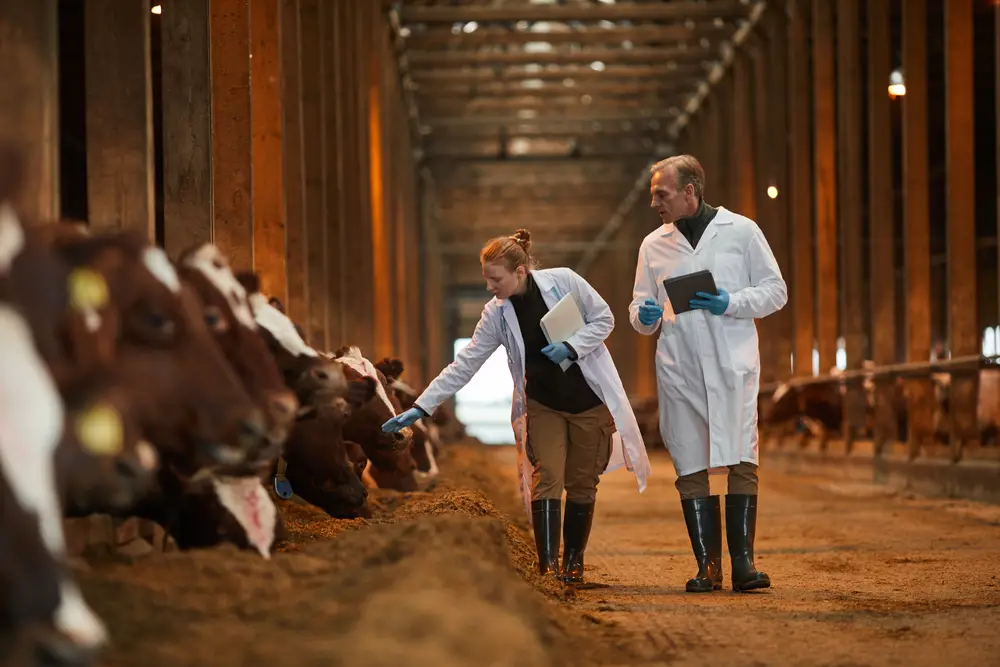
[638,298,663,325]
[541,342,572,365]
[381,407,424,433]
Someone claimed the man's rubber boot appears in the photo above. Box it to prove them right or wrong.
[725,493,771,592]
[681,496,723,592]
[531,499,561,576]
[560,500,595,584]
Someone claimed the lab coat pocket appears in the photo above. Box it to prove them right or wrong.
[713,251,747,293]
[655,334,686,386]
[723,318,759,373]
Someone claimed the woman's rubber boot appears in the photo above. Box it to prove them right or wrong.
[725,493,771,592]
[681,496,723,592]
[560,501,594,584]
[531,499,561,577]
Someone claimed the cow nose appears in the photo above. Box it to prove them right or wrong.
[265,390,298,422]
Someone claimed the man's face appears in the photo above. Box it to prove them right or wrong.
[649,166,695,224]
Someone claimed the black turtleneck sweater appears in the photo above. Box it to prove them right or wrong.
[674,199,718,250]
[509,274,603,414]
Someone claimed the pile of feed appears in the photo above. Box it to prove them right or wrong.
[74,442,631,667]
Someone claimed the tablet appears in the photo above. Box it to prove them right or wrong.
[662,270,719,315]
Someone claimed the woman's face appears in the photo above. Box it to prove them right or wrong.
[482,261,526,299]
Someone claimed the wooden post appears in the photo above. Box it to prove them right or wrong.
[0,0,59,222]
[161,0,213,256]
[787,0,815,377]
[280,0,308,326]
[944,0,978,456]
[836,0,865,449]
[368,2,392,361]
[84,0,155,239]
[251,0,287,303]
[867,0,898,453]
[322,0,343,347]
[210,0,253,270]
[812,0,837,377]
[902,0,935,456]
[299,0,327,348]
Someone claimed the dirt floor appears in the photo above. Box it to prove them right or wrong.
[73,442,1000,667]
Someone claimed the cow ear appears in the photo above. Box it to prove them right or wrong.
[333,345,351,358]
[374,357,394,377]
[234,271,260,294]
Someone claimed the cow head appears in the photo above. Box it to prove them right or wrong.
[178,244,298,448]
[335,346,413,452]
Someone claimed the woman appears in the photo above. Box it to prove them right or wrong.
[382,229,651,584]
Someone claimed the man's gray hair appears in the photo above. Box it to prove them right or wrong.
[650,154,705,199]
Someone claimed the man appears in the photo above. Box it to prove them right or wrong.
[629,155,787,593]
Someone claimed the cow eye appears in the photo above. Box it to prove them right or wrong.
[204,305,229,333]
[130,307,176,344]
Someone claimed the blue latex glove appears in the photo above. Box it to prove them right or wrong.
[638,298,663,326]
[690,289,730,316]
[381,407,424,433]
[541,342,572,365]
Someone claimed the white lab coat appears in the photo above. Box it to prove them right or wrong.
[414,267,652,519]
[629,206,787,477]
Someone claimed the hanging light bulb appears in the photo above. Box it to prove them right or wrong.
[888,68,906,98]
[151,4,162,14]
[766,185,779,199]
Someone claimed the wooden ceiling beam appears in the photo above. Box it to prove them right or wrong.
[423,111,678,127]
[399,1,753,24]
[404,46,713,67]
[409,64,708,83]
[411,79,699,96]
[403,24,733,49]
[439,240,632,254]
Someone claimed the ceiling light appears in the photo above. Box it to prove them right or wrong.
[580,94,593,105]
[888,68,906,97]
[151,4,161,14]
[463,21,478,33]
[563,78,576,87]
[590,61,606,71]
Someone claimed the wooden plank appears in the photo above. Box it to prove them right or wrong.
[749,37,775,385]
[788,0,814,377]
[901,0,935,453]
[406,46,710,68]
[162,0,213,256]
[867,0,898,450]
[812,0,837,376]
[945,0,979,449]
[83,0,154,238]
[250,0,287,303]
[210,0,253,271]
[732,51,757,220]
[405,24,731,49]
[280,0,308,326]
[299,0,327,348]
[836,0,865,448]
[0,0,59,222]
[322,0,343,347]
[369,0,392,361]
[399,1,752,24]
[351,1,375,355]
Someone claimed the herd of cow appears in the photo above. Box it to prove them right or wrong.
[0,146,464,664]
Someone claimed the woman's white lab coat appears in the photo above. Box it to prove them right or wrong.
[413,267,652,519]
[629,206,788,477]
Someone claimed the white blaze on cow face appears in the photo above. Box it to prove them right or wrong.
[247,292,319,358]
[182,244,257,331]
[0,306,108,649]
[336,347,396,416]
[211,475,277,559]
[0,202,25,273]
[141,247,181,294]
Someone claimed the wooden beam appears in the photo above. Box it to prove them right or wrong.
[836,0,865,447]
[281,0,309,326]
[300,0,327,348]
[867,0,897,449]
[413,80,699,97]
[945,0,979,448]
[410,64,706,84]
[405,46,712,68]
[84,0,155,238]
[369,0,392,360]
[423,112,679,127]
[731,51,756,219]
[403,24,733,49]
[812,0,837,375]
[0,0,59,221]
[902,0,934,452]
[788,0,814,378]
[337,0,360,350]
[210,0,253,271]
[323,0,344,347]
[399,1,753,24]
[251,0,287,303]
[162,0,212,257]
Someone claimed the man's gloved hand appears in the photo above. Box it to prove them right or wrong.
[541,342,572,365]
[381,407,424,433]
[690,289,730,316]
[638,298,664,325]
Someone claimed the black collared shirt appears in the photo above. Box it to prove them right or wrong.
[509,274,603,414]
[674,199,718,250]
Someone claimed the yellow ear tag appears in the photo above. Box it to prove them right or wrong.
[68,268,109,313]
[74,402,124,456]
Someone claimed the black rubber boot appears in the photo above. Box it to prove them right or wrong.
[531,499,561,576]
[560,500,595,584]
[725,494,771,592]
[681,496,723,592]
